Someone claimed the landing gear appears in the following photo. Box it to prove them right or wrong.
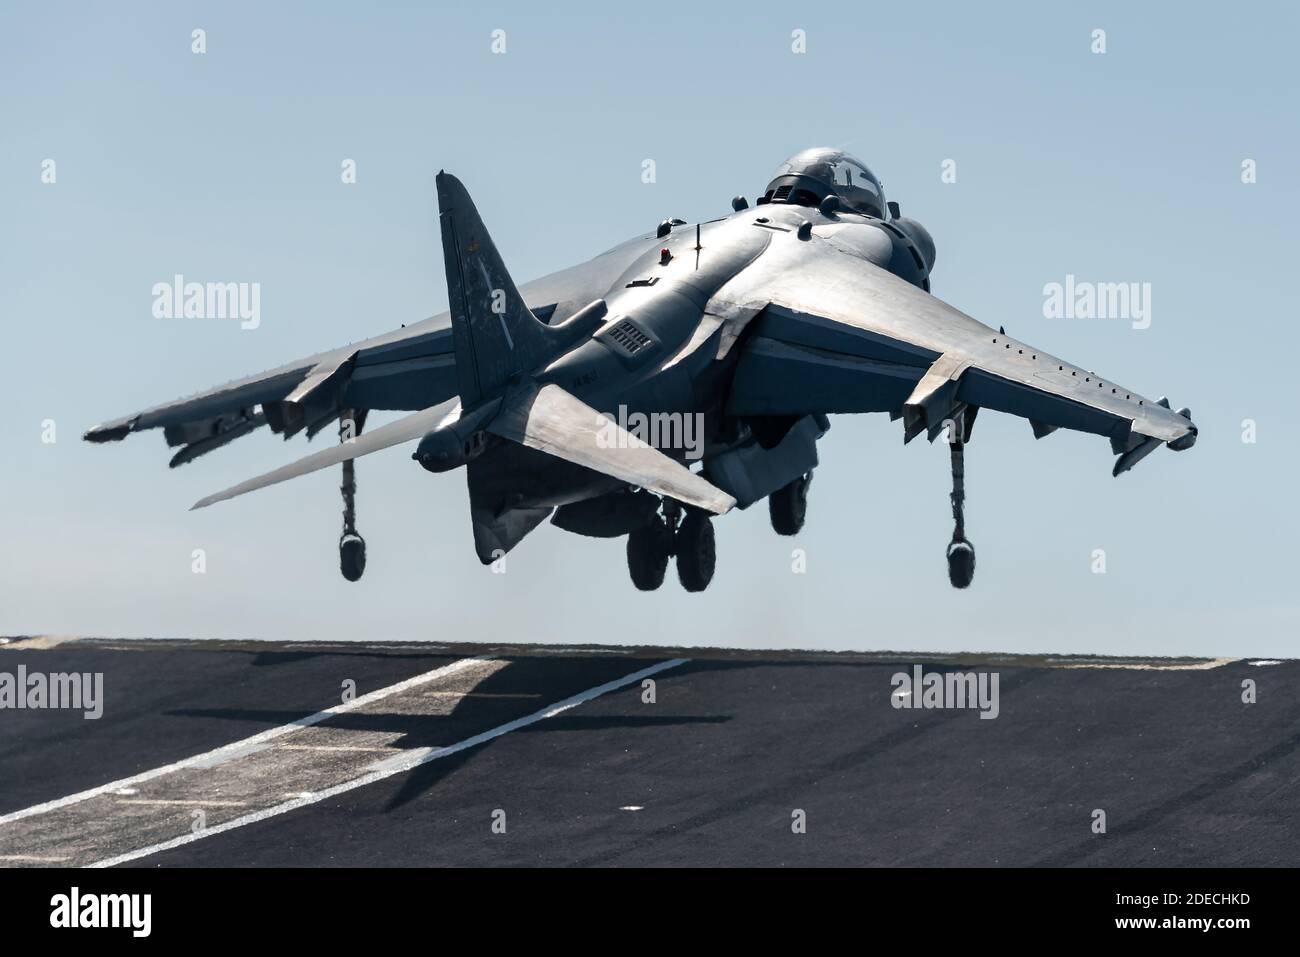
[625,498,717,592]
[340,531,366,582]
[627,516,672,591]
[946,424,975,589]
[675,509,716,592]
[339,410,368,582]
[769,471,812,536]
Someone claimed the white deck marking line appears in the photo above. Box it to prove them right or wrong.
[115,799,249,807]
[189,742,272,769]
[86,658,687,868]
[0,657,488,827]
[1047,656,1237,671]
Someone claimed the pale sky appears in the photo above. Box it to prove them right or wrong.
[2,1,1296,658]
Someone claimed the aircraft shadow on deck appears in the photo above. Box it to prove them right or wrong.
[166,656,733,811]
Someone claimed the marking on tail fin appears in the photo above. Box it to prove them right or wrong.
[476,259,514,350]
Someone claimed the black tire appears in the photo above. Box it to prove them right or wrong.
[627,519,671,591]
[769,472,812,536]
[340,534,366,582]
[675,512,716,592]
[946,539,975,589]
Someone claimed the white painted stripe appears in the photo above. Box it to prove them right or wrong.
[0,657,488,827]
[190,742,271,768]
[86,658,687,868]
[116,799,248,807]
[1048,657,1237,671]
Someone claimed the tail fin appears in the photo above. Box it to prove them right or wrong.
[438,171,575,407]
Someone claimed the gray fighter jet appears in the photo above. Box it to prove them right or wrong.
[85,148,1198,591]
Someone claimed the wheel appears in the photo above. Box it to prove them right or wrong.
[769,471,812,536]
[675,511,716,592]
[946,539,975,589]
[627,518,671,591]
[340,534,366,582]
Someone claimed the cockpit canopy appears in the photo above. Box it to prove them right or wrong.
[761,148,887,219]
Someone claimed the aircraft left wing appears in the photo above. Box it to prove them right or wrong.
[721,229,1196,474]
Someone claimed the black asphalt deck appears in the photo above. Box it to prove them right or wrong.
[0,637,1293,867]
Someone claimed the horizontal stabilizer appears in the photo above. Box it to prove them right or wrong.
[191,398,459,509]
[487,383,735,515]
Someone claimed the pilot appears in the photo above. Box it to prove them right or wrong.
[759,147,887,219]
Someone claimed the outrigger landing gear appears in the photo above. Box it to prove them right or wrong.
[946,423,975,589]
[339,410,368,582]
[625,498,717,592]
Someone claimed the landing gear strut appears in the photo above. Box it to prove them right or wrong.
[625,498,717,592]
[339,410,368,582]
[946,423,975,589]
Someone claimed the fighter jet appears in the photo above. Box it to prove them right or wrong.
[85,148,1198,591]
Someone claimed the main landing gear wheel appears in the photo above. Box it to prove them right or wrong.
[946,420,975,589]
[675,509,716,593]
[627,516,672,591]
[769,471,812,536]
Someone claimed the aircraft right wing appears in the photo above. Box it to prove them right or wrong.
[82,228,660,468]
[82,318,460,465]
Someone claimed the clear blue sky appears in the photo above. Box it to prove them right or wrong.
[2,1,1296,657]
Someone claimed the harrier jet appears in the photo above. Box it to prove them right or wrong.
[85,148,1198,591]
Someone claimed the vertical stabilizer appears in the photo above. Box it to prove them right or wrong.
[437,171,573,406]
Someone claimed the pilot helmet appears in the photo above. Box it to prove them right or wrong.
[761,148,887,219]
